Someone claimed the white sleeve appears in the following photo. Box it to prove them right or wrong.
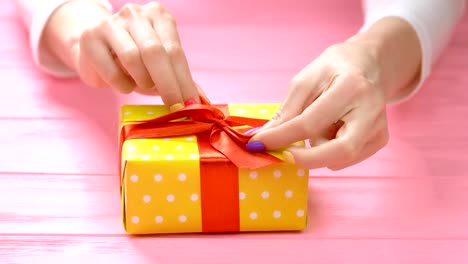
[13,0,113,77]
[360,0,466,103]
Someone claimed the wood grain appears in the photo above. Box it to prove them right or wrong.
[1,0,468,262]
[2,236,468,264]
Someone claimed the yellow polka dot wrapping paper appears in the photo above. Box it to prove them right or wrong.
[119,103,309,234]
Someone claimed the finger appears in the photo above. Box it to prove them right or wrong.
[127,18,183,108]
[80,30,135,93]
[154,13,199,104]
[327,129,389,171]
[255,67,334,135]
[72,43,108,88]
[307,121,344,148]
[195,83,210,104]
[251,75,354,150]
[105,26,149,92]
[326,111,388,169]
[282,107,378,169]
[134,85,160,96]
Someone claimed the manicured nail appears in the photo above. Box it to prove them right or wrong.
[244,126,263,135]
[282,151,296,164]
[246,141,266,152]
[184,98,197,107]
[169,103,184,112]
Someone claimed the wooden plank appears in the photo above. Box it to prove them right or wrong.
[1,173,468,237]
[1,235,468,264]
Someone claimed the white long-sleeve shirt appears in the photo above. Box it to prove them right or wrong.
[12,0,466,102]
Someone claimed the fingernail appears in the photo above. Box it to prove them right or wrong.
[184,98,197,107]
[282,151,296,164]
[169,103,184,112]
[245,141,266,152]
[244,126,263,135]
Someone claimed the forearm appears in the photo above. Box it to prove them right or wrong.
[348,17,422,102]
[356,0,466,103]
[42,0,112,72]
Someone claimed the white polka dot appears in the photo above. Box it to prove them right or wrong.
[152,145,160,151]
[261,191,269,199]
[185,137,195,141]
[260,109,268,114]
[163,138,171,141]
[237,109,245,114]
[285,190,293,198]
[154,174,163,182]
[178,173,187,181]
[190,193,199,201]
[273,210,281,218]
[189,154,197,159]
[166,194,175,202]
[166,154,174,160]
[147,111,154,115]
[179,215,187,223]
[239,192,246,200]
[130,174,138,182]
[296,209,305,217]
[249,212,258,220]
[249,171,258,179]
[297,169,306,177]
[176,145,184,150]
[131,216,139,224]
[141,155,150,160]
[155,216,164,223]
[143,195,151,203]
[124,111,132,116]
[273,170,282,178]
[127,145,136,151]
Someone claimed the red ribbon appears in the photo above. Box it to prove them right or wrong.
[119,103,281,170]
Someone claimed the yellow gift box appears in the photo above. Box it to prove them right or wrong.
[119,103,309,234]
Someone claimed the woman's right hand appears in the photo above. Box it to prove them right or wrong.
[76,2,200,110]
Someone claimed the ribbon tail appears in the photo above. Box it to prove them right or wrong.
[211,130,281,169]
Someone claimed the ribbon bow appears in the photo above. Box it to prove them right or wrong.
[119,100,281,169]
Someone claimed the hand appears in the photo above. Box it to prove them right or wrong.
[75,2,200,109]
[246,16,422,171]
[246,42,389,170]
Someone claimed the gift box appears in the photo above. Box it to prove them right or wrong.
[119,101,309,234]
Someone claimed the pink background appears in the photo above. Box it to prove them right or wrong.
[1,0,468,263]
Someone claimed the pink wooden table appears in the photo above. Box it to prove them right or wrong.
[1,0,468,263]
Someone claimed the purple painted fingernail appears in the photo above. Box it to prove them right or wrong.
[246,141,266,152]
[244,126,263,135]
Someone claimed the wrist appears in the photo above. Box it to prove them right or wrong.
[347,17,422,102]
[42,0,112,71]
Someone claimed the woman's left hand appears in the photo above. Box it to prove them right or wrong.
[247,41,390,170]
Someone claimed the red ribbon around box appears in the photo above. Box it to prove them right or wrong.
[119,98,282,232]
